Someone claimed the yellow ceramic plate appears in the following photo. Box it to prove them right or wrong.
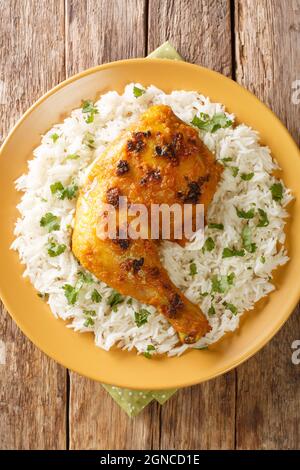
[0,59,299,390]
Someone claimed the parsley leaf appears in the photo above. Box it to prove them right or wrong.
[208,223,224,230]
[211,273,235,294]
[108,291,124,311]
[83,132,96,149]
[224,302,237,315]
[47,239,66,257]
[257,208,269,227]
[270,182,283,201]
[231,167,239,177]
[242,225,257,253]
[260,256,266,264]
[77,270,94,284]
[63,284,79,305]
[84,309,96,317]
[208,305,216,316]
[133,86,145,98]
[40,212,60,232]
[236,207,255,219]
[50,133,59,143]
[143,344,155,358]
[82,100,99,123]
[135,308,151,327]
[241,172,254,181]
[203,237,215,252]
[84,316,95,327]
[191,112,232,133]
[50,181,78,200]
[91,289,102,303]
[222,247,245,258]
[190,262,198,276]
[65,153,80,160]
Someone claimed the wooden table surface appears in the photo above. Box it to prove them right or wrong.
[0,0,299,450]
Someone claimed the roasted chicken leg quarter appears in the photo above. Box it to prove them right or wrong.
[72,105,223,344]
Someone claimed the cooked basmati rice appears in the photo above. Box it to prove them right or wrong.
[12,84,293,356]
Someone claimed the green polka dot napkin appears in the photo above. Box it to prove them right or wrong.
[102,42,182,417]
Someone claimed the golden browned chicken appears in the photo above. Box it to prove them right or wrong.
[72,105,223,344]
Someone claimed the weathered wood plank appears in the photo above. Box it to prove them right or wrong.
[148,0,235,450]
[65,0,159,450]
[148,0,232,76]
[69,376,160,450]
[0,0,66,450]
[65,0,147,76]
[160,373,236,450]
[235,0,300,449]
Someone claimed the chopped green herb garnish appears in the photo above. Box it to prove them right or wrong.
[84,317,95,327]
[270,182,283,202]
[40,212,60,232]
[203,237,215,252]
[50,133,59,143]
[47,239,66,257]
[143,344,155,358]
[211,273,235,294]
[241,172,254,181]
[81,100,99,123]
[222,157,233,163]
[208,305,216,316]
[127,298,133,305]
[108,291,124,311]
[63,284,79,305]
[50,181,78,200]
[91,289,102,303]
[224,302,237,315]
[65,153,80,160]
[200,292,209,297]
[83,132,96,149]
[236,207,255,219]
[231,167,239,177]
[191,112,232,133]
[134,308,151,327]
[189,262,198,276]
[133,86,145,98]
[84,309,96,317]
[260,256,266,264]
[257,208,269,227]
[208,223,224,230]
[241,225,257,253]
[77,270,94,285]
[222,247,245,258]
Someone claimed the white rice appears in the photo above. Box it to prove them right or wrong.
[12,84,293,357]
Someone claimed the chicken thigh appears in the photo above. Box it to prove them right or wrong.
[72,105,223,344]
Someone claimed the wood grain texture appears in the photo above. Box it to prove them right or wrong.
[235,0,300,449]
[69,376,160,450]
[148,0,232,76]
[66,0,161,451]
[65,0,147,77]
[160,373,236,450]
[0,0,66,449]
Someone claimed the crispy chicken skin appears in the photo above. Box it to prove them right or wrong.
[72,105,223,344]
